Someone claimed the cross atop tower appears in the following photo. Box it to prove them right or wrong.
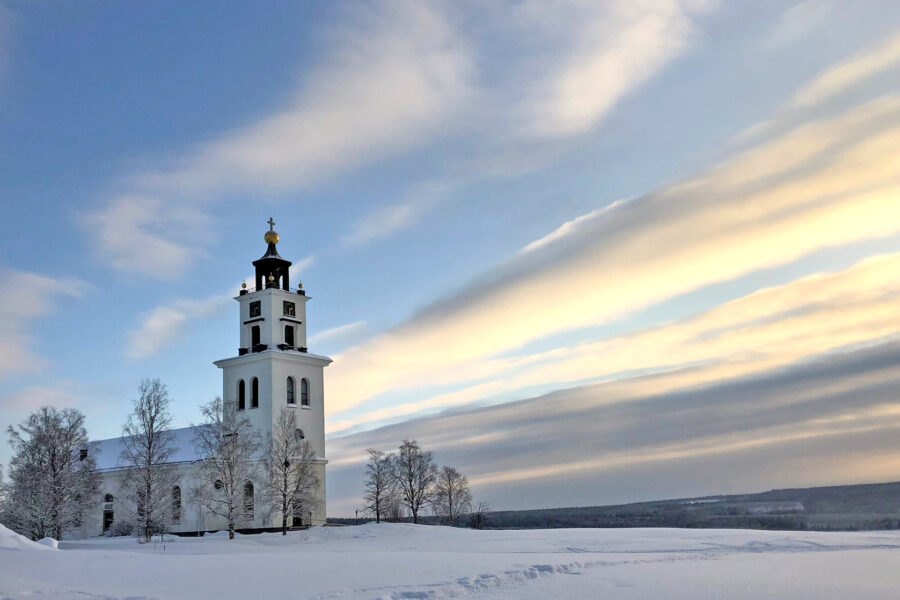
[267,217,276,231]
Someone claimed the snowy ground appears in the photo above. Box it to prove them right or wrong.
[2,523,900,599]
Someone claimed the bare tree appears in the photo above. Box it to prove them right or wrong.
[433,466,473,526]
[120,378,177,542]
[468,500,490,530]
[363,448,394,523]
[3,407,99,540]
[391,439,437,524]
[193,397,262,540]
[265,408,320,535]
[384,493,405,522]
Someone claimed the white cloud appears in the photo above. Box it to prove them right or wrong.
[339,180,455,248]
[129,255,314,359]
[288,255,315,285]
[325,93,900,420]
[84,1,724,274]
[162,2,472,194]
[341,203,425,248]
[738,29,900,145]
[125,294,228,360]
[0,269,88,380]
[0,385,83,412]
[309,321,367,346]
[520,0,714,138]
[326,336,900,513]
[88,0,473,279]
[83,195,208,281]
[790,31,900,109]
[329,252,900,435]
[519,204,615,254]
[762,0,833,49]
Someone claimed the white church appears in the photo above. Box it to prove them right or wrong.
[77,221,331,537]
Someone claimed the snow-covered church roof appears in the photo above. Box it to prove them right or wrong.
[89,426,206,472]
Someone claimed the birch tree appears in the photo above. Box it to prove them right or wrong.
[3,407,99,540]
[193,396,262,540]
[265,408,319,535]
[433,466,473,526]
[120,378,177,541]
[391,439,436,524]
[363,448,394,523]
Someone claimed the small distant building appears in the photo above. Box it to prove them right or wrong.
[75,221,331,537]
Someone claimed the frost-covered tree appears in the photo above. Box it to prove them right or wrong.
[3,407,99,540]
[265,408,320,535]
[468,500,490,530]
[391,439,437,524]
[120,378,177,542]
[363,448,394,523]
[384,493,405,522]
[193,396,262,540]
[433,466,473,526]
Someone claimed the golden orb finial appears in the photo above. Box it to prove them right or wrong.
[268,274,275,282]
[265,217,279,244]
[241,282,247,289]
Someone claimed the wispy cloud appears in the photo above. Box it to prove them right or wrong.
[309,320,367,347]
[0,269,88,380]
[83,196,208,281]
[762,0,833,50]
[519,0,714,138]
[85,0,723,273]
[329,252,900,434]
[125,294,229,360]
[87,0,473,279]
[739,29,900,144]
[326,92,900,420]
[0,384,83,412]
[340,203,426,248]
[326,338,900,514]
[129,255,314,359]
[790,31,900,109]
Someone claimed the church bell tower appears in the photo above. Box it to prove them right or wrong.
[213,218,331,526]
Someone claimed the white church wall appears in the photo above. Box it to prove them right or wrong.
[270,355,327,459]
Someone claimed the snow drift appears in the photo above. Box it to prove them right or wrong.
[0,523,52,552]
[2,523,900,599]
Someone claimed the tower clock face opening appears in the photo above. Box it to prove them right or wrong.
[284,301,296,316]
[250,301,261,317]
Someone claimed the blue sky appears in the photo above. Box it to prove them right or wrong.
[2,1,900,516]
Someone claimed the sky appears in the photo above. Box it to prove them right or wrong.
[1,0,900,517]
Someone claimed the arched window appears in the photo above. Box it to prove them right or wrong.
[251,325,261,348]
[251,377,259,408]
[102,494,114,534]
[284,325,295,347]
[301,378,310,406]
[243,482,254,519]
[238,379,246,410]
[286,377,295,405]
[172,486,182,525]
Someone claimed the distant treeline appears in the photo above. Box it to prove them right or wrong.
[329,481,900,531]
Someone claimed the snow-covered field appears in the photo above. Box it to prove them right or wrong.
[2,522,900,599]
